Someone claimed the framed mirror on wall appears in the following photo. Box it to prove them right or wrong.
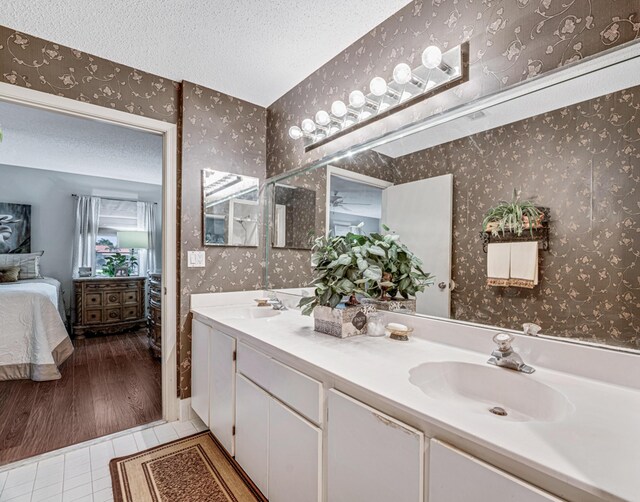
[264,42,640,351]
[202,169,260,247]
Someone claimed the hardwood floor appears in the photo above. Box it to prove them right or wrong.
[0,329,161,466]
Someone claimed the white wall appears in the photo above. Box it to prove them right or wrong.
[0,164,162,313]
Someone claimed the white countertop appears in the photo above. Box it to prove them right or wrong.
[191,300,640,502]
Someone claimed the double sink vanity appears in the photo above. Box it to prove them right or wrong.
[190,290,640,502]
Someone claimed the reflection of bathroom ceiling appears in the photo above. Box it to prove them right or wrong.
[374,53,640,159]
[203,171,258,207]
[0,100,163,185]
[1,1,411,107]
[330,176,382,220]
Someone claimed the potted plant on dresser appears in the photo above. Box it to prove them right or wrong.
[298,228,433,337]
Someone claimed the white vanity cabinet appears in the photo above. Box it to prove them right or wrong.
[428,440,562,502]
[190,319,237,455]
[327,389,425,502]
[235,342,322,502]
[208,327,236,455]
[190,319,211,424]
[235,374,269,495]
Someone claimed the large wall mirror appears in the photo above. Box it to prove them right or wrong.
[202,169,259,246]
[265,45,640,350]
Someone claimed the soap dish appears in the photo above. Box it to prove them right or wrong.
[386,325,413,341]
[254,298,271,307]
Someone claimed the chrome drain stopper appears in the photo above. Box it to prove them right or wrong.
[489,406,507,416]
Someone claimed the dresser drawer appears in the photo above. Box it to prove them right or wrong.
[237,342,323,425]
[105,292,122,306]
[85,309,103,324]
[122,306,139,320]
[123,290,139,305]
[86,293,102,307]
[105,308,122,321]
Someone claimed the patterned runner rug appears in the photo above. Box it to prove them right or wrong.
[110,432,266,502]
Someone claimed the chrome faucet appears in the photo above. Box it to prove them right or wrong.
[268,296,288,311]
[487,332,535,374]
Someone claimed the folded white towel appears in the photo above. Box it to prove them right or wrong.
[487,243,511,286]
[510,241,539,286]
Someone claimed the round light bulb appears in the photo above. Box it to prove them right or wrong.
[393,63,413,85]
[288,125,303,140]
[349,90,366,109]
[315,110,330,126]
[422,45,442,69]
[331,100,347,118]
[369,77,388,97]
[301,118,316,134]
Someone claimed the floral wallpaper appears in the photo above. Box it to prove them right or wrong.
[392,86,640,349]
[0,27,269,397]
[268,86,640,349]
[0,26,180,122]
[266,0,640,178]
[179,81,267,397]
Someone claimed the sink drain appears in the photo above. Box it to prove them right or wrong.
[489,406,508,416]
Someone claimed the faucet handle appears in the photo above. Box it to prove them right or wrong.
[493,332,514,351]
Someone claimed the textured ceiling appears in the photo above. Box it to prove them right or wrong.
[0,101,163,184]
[0,0,411,107]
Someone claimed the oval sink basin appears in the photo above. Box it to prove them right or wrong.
[221,307,282,320]
[409,361,573,422]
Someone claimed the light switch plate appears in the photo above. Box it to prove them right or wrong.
[187,250,206,268]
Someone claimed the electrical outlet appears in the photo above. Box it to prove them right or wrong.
[187,250,206,268]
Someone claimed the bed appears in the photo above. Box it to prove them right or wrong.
[0,277,74,381]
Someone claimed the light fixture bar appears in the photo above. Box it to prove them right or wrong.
[288,42,468,151]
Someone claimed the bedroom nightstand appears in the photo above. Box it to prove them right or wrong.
[72,276,147,338]
[147,272,162,358]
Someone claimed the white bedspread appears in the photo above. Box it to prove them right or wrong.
[0,278,74,381]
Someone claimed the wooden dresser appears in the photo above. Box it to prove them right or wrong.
[147,272,162,358]
[73,276,147,338]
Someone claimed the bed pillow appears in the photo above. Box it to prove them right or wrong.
[0,251,44,279]
[0,266,20,283]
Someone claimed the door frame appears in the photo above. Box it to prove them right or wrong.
[0,82,179,423]
[325,165,393,236]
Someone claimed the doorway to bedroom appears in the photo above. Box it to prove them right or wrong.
[0,94,174,466]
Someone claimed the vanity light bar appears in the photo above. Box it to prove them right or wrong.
[288,43,467,151]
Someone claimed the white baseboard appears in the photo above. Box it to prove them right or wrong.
[179,398,195,421]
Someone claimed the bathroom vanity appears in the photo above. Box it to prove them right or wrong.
[190,291,640,502]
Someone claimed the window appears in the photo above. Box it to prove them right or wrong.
[95,199,140,276]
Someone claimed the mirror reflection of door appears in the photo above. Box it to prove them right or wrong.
[327,166,453,318]
[382,174,453,319]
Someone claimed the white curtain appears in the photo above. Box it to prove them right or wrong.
[72,196,101,277]
[137,202,158,275]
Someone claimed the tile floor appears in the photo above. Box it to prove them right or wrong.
[0,418,208,502]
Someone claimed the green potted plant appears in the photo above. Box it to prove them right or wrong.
[357,226,434,312]
[102,253,137,277]
[482,189,543,236]
[297,233,369,337]
[298,227,434,337]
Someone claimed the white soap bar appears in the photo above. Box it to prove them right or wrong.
[387,322,409,332]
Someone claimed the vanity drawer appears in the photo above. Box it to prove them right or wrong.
[237,342,273,389]
[237,341,323,425]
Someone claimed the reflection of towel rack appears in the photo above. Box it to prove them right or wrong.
[481,207,550,253]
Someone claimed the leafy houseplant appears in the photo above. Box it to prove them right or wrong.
[102,253,137,277]
[357,227,434,302]
[298,227,434,318]
[482,189,543,237]
[298,234,365,316]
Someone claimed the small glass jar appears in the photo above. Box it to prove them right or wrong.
[366,312,386,337]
